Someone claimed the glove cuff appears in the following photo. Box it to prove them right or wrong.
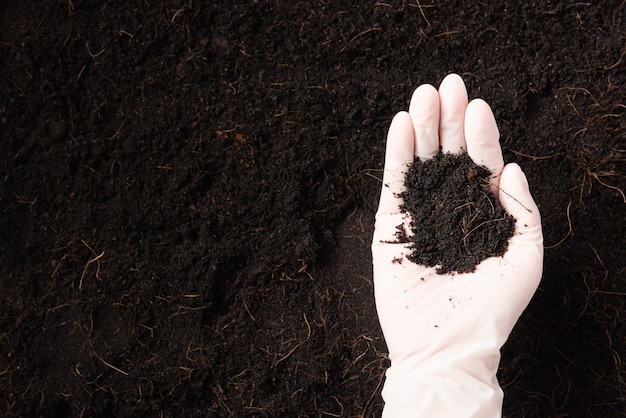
[381,355,503,417]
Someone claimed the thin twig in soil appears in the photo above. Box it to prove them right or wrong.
[557,86,601,108]
[588,170,626,203]
[320,396,344,417]
[509,149,556,160]
[93,350,129,376]
[340,27,382,52]
[462,217,507,247]
[79,239,105,290]
[362,360,386,416]
[362,169,383,183]
[240,289,255,321]
[494,184,533,213]
[603,45,626,70]
[461,212,479,236]
[588,243,608,281]
[479,177,533,213]
[453,202,473,212]
[482,191,496,214]
[545,201,573,249]
[414,0,432,27]
[274,313,311,367]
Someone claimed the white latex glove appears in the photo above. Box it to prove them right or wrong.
[372,74,544,417]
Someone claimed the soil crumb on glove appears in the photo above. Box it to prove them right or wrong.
[399,152,515,274]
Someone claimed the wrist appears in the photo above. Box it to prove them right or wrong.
[382,335,504,418]
[382,358,503,417]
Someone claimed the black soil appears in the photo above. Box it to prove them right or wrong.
[400,153,514,274]
[1,2,625,417]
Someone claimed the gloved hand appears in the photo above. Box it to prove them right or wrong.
[372,74,544,417]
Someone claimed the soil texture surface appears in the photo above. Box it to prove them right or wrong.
[400,152,514,274]
[1,1,625,417]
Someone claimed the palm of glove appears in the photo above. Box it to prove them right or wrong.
[372,74,543,386]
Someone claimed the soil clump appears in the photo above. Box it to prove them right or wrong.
[400,152,514,274]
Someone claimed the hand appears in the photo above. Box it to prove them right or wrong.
[372,74,543,417]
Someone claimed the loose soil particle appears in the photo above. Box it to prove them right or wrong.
[400,152,514,274]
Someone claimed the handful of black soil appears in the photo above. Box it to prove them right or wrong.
[398,152,515,274]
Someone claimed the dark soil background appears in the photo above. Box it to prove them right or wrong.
[1,1,625,417]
